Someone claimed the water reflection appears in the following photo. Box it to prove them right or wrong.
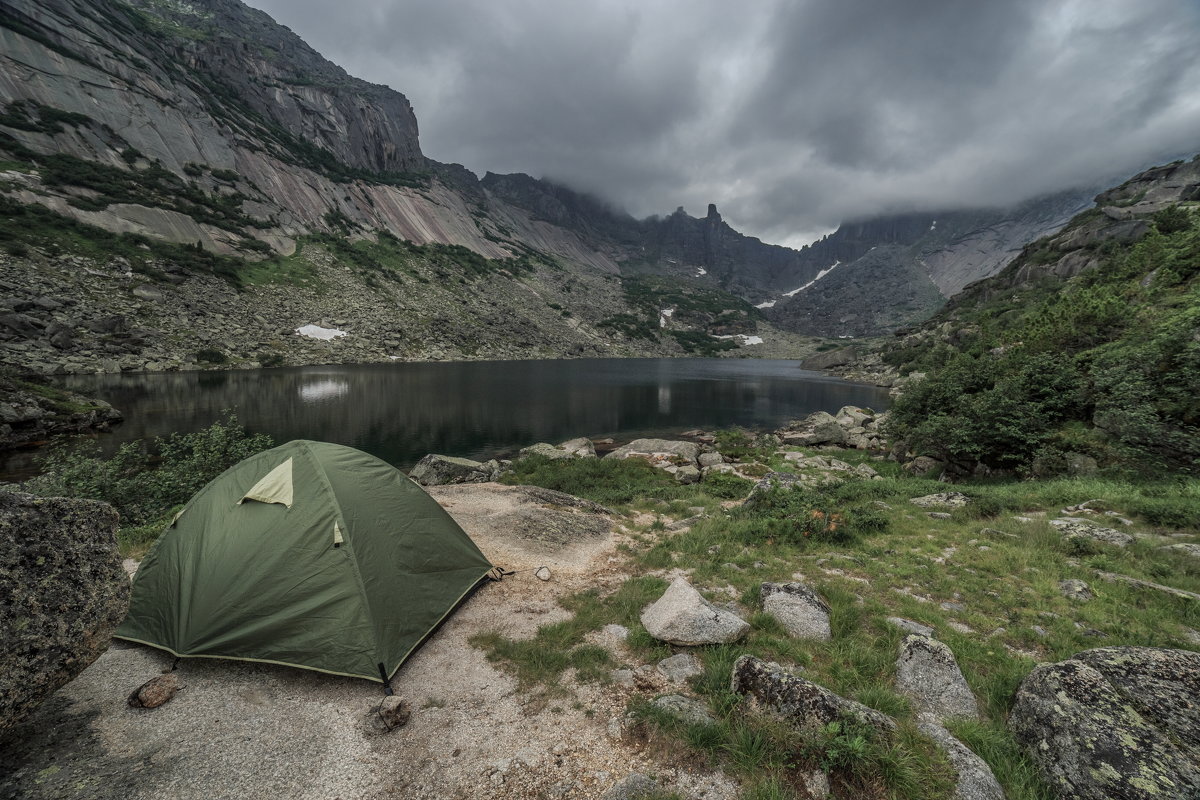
[298,378,351,403]
[9,359,891,476]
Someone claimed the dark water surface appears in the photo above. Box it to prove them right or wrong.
[8,359,889,478]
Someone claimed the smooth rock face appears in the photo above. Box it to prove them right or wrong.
[604,439,700,466]
[651,694,715,726]
[640,577,749,646]
[916,717,1005,800]
[1009,646,1200,800]
[1049,518,1133,547]
[894,635,979,721]
[128,673,183,709]
[408,453,497,486]
[731,655,894,732]
[909,492,972,508]
[760,582,831,640]
[0,493,128,732]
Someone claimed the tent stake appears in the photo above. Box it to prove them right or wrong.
[378,663,393,695]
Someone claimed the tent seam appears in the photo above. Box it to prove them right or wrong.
[303,442,380,669]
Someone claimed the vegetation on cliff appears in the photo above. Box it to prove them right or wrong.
[883,203,1200,476]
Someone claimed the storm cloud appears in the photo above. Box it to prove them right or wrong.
[248,0,1200,246]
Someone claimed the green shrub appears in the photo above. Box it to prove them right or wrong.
[701,472,754,499]
[24,413,273,525]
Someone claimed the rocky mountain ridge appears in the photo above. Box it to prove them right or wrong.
[0,0,1143,363]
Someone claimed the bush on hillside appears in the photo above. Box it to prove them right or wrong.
[23,413,273,524]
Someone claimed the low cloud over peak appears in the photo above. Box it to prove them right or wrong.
[249,0,1200,246]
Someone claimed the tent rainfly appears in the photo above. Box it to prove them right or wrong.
[116,440,494,682]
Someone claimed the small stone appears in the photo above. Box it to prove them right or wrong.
[886,617,934,637]
[610,669,635,686]
[601,623,630,641]
[128,673,183,709]
[364,694,412,734]
[801,770,830,799]
[1059,579,1094,602]
[657,653,703,682]
[928,512,953,520]
[601,772,660,800]
[940,601,966,612]
[534,566,552,581]
[652,694,715,726]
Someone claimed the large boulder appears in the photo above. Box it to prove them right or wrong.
[1049,518,1134,547]
[604,439,700,466]
[1009,646,1200,800]
[408,454,499,486]
[895,635,979,722]
[641,577,749,646]
[760,582,831,640]
[0,493,129,732]
[731,655,894,732]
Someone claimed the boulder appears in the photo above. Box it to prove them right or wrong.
[652,694,715,726]
[903,456,944,476]
[698,451,725,468]
[558,437,596,458]
[1009,647,1200,800]
[640,577,749,646]
[916,717,1005,800]
[909,492,972,508]
[408,454,497,486]
[604,439,700,466]
[894,635,979,722]
[760,582,831,640]
[805,420,848,446]
[674,465,701,484]
[1049,518,1133,547]
[731,655,894,732]
[0,493,129,732]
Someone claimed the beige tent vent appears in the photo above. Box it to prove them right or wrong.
[238,458,294,508]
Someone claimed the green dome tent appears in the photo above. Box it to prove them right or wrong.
[115,440,494,683]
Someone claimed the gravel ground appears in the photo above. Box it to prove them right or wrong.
[0,484,738,800]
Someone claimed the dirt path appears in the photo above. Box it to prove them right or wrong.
[0,484,736,800]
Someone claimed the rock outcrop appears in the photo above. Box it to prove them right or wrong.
[1009,646,1200,800]
[730,655,894,732]
[408,454,500,486]
[0,492,128,732]
[604,439,700,466]
[641,577,749,646]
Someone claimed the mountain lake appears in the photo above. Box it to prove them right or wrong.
[4,358,891,479]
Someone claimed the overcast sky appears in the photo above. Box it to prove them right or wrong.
[248,0,1200,246]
